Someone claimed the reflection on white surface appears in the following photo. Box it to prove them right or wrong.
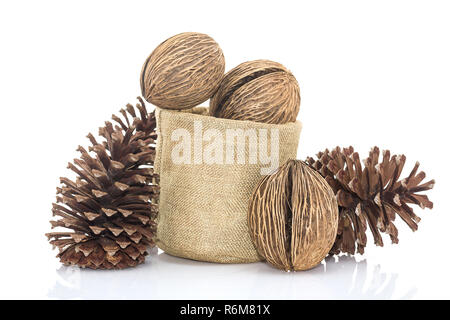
[47,249,416,299]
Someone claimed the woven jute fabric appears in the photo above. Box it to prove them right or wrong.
[155,107,302,263]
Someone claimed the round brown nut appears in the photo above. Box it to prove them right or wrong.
[140,32,225,110]
[210,60,300,124]
[248,160,338,271]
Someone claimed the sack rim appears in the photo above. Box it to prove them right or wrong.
[155,106,303,130]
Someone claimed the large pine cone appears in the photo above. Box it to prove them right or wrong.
[46,97,159,269]
[306,146,434,256]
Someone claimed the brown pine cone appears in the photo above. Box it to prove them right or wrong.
[46,97,159,269]
[306,146,434,256]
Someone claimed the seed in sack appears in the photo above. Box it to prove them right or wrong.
[140,32,225,110]
[210,60,300,124]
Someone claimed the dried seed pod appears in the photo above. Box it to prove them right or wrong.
[248,160,338,271]
[210,60,300,124]
[140,32,225,110]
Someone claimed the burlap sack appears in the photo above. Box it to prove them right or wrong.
[154,107,302,263]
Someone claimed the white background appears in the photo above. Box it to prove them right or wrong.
[1,0,449,299]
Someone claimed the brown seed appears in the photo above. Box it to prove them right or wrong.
[210,60,300,124]
[140,32,225,110]
[248,160,338,271]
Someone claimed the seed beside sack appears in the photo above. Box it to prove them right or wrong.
[154,107,302,263]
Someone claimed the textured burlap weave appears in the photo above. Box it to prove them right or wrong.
[155,107,302,263]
